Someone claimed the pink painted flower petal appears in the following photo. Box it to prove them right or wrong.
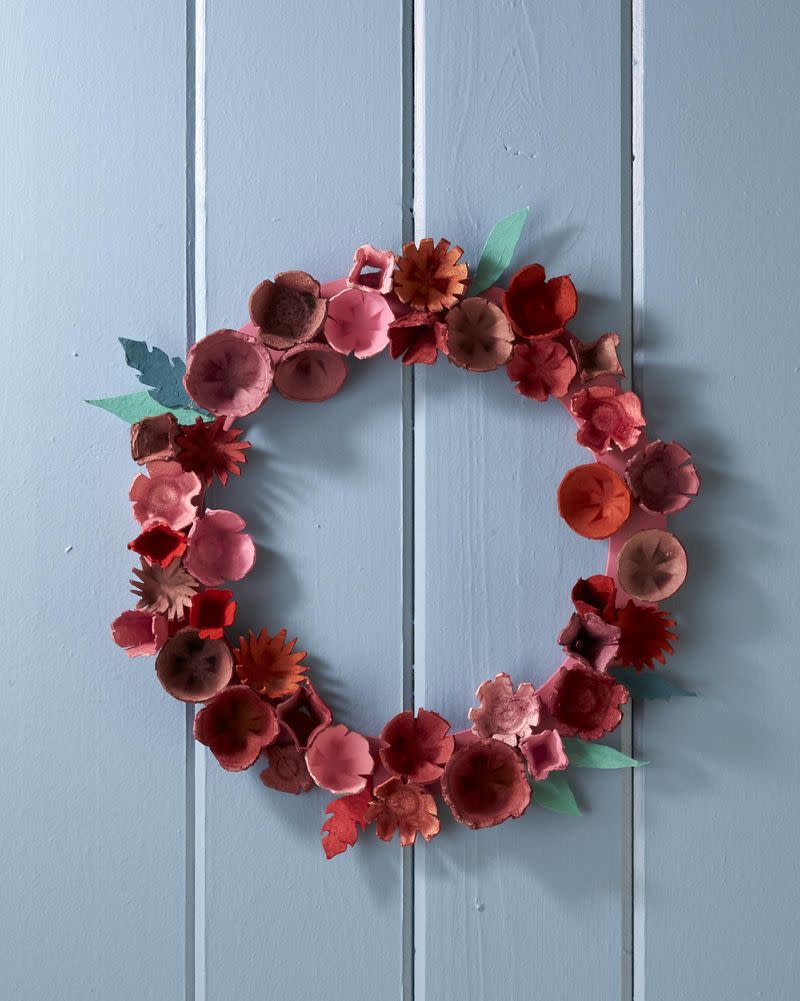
[441,739,531,829]
[625,440,700,515]
[324,287,393,358]
[111,608,168,657]
[520,729,569,781]
[184,508,256,586]
[556,611,622,672]
[305,723,375,795]
[347,244,396,295]
[617,528,688,602]
[184,328,273,418]
[468,673,540,744]
[129,461,202,530]
[273,342,348,401]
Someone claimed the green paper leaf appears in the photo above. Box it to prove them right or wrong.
[86,391,210,425]
[610,666,696,701]
[119,337,201,412]
[562,737,647,769]
[469,206,530,296]
[533,771,581,816]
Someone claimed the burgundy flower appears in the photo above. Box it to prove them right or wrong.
[444,298,514,372]
[188,588,235,639]
[248,270,327,350]
[365,777,440,847]
[130,412,179,465]
[175,416,251,487]
[617,529,688,602]
[624,440,700,515]
[441,739,532,829]
[379,708,454,783]
[468,673,540,745]
[194,685,279,772]
[506,339,577,401]
[570,386,646,453]
[260,726,315,794]
[571,574,617,621]
[519,729,569,781]
[557,611,622,672]
[387,311,447,365]
[276,682,333,751]
[546,661,629,740]
[502,263,577,340]
[614,600,678,671]
[155,626,233,703]
[128,522,187,568]
[570,332,624,382]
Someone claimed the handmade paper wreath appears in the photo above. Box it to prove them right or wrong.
[91,208,700,858]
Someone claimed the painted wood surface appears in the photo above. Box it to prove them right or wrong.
[2,2,800,1000]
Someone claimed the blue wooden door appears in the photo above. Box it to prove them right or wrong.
[2,2,797,999]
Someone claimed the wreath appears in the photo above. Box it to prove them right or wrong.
[90,209,700,858]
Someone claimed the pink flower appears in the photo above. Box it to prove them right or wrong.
[273,343,348,401]
[557,612,622,672]
[506,339,577,401]
[347,244,395,295]
[441,739,532,829]
[624,440,700,515]
[305,724,375,795]
[111,608,168,657]
[184,328,273,418]
[570,386,645,453]
[129,461,202,530]
[520,729,569,781]
[324,287,394,358]
[184,509,255,586]
[468,673,540,745]
[194,685,279,772]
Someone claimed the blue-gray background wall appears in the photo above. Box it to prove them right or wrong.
[1,2,797,999]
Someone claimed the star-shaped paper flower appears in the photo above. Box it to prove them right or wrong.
[365,777,440,847]
[234,628,308,699]
[130,558,199,620]
[392,238,468,312]
[468,673,540,745]
[614,600,678,671]
[175,416,251,487]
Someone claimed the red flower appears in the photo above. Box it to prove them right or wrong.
[571,574,617,621]
[365,777,440,847]
[506,339,576,401]
[387,311,447,365]
[175,416,251,487]
[188,588,235,639]
[624,439,700,516]
[276,682,333,751]
[614,600,678,671]
[379,708,454,783]
[441,739,531,829]
[194,684,279,772]
[503,263,577,340]
[570,386,645,453]
[546,661,629,740]
[260,726,315,794]
[128,522,187,567]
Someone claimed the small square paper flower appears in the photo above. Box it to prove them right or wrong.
[129,461,202,530]
[155,626,234,703]
[388,310,447,365]
[506,338,577,401]
[444,298,514,372]
[188,588,235,639]
[365,777,440,847]
[557,612,621,672]
[305,724,375,795]
[624,440,700,515]
[379,708,455,783]
[276,682,333,751]
[111,609,168,657]
[324,287,393,359]
[131,412,179,465]
[570,386,645,453]
[184,509,255,586]
[393,238,469,313]
[468,673,540,745]
[519,729,569,781]
[175,417,251,487]
[128,522,187,568]
[570,332,624,382]
[347,244,395,295]
[441,739,531,829]
[503,263,577,340]
[184,328,274,418]
[194,685,279,772]
[546,661,629,740]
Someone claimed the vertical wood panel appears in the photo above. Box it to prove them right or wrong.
[640,3,800,997]
[0,3,188,999]
[415,2,630,998]
[202,3,406,999]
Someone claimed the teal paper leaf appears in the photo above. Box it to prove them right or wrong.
[119,337,201,412]
[469,206,530,296]
[533,771,581,816]
[86,391,211,425]
[562,737,647,769]
[610,666,696,701]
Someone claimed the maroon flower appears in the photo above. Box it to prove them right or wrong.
[379,708,454,783]
[276,682,333,751]
[624,440,700,515]
[506,339,577,401]
[570,332,624,383]
[441,739,532,829]
[130,412,179,465]
[128,522,187,568]
[570,386,645,453]
[557,611,622,672]
[260,726,315,794]
[188,588,235,640]
[248,270,327,350]
[155,626,233,703]
[502,263,577,340]
[175,417,251,487]
[194,685,279,772]
[546,661,629,740]
[571,574,617,621]
[387,311,447,365]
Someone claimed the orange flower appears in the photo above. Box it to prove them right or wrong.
[557,463,631,539]
[234,628,308,698]
[614,600,678,671]
[365,777,440,847]
[393,238,468,312]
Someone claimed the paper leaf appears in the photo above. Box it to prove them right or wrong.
[86,391,209,425]
[533,771,581,816]
[470,206,530,297]
[321,787,373,860]
[119,337,201,411]
[610,666,696,701]
[562,737,647,769]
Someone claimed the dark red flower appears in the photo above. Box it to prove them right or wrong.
[546,661,629,740]
[503,263,577,340]
[275,681,333,751]
[194,685,278,772]
[155,626,233,702]
[614,600,678,671]
[175,416,251,487]
[260,725,315,794]
[379,708,455,783]
[130,412,179,465]
[506,338,576,401]
[188,588,235,639]
[441,739,531,829]
[571,574,617,621]
[248,270,327,350]
[557,612,621,672]
[387,311,447,365]
[128,522,187,568]
[624,439,700,516]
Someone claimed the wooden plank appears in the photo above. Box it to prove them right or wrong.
[415,3,630,998]
[640,4,800,997]
[201,4,406,999]
[0,3,189,999]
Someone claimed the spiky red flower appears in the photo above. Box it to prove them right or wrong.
[614,600,678,671]
[175,416,251,487]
